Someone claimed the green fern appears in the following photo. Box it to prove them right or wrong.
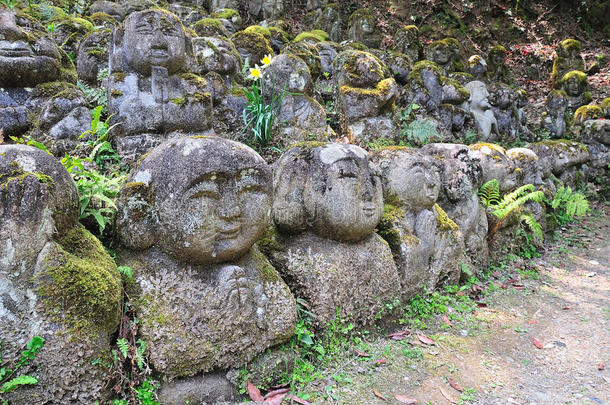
[487,183,545,241]
[551,186,589,221]
[116,338,129,359]
[520,213,543,240]
[479,179,501,207]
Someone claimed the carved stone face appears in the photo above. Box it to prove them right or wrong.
[120,137,271,264]
[0,11,62,87]
[467,81,491,111]
[432,45,451,65]
[490,52,505,66]
[315,145,382,240]
[507,148,543,186]
[122,10,186,75]
[381,150,441,211]
[192,36,240,75]
[564,76,583,97]
[263,53,311,93]
[470,143,517,192]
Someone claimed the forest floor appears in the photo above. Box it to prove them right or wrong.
[275,203,609,404]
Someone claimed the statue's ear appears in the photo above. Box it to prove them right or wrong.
[109,26,125,73]
[272,159,307,234]
[116,181,157,250]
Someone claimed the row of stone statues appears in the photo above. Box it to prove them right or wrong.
[1,132,601,402]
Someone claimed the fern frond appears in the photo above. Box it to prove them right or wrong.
[496,184,538,211]
[565,191,589,218]
[116,338,129,359]
[479,179,500,207]
[520,213,543,240]
[493,190,545,220]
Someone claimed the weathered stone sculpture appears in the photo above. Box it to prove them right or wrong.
[603,98,610,119]
[267,142,402,326]
[107,9,213,164]
[191,35,242,83]
[76,28,112,85]
[559,70,592,115]
[89,1,126,21]
[551,39,585,89]
[543,89,568,138]
[421,143,488,269]
[528,140,590,188]
[230,28,274,65]
[394,25,423,62]
[463,81,499,141]
[116,137,297,397]
[335,50,399,142]
[372,148,465,298]
[469,143,518,193]
[262,53,330,144]
[303,4,342,43]
[346,8,381,49]
[467,55,487,81]
[0,10,91,155]
[487,82,520,143]
[507,147,543,187]
[0,145,121,403]
[487,45,512,84]
[579,119,610,196]
[425,38,462,75]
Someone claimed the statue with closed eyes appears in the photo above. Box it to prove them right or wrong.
[116,136,297,398]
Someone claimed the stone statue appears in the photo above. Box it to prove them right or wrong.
[487,45,512,84]
[467,55,487,81]
[487,82,520,143]
[191,36,242,83]
[303,4,342,43]
[551,39,585,89]
[108,9,213,165]
[346,9,381,49]
[0,10,91,155]
[268,142,402,326]
[394,25,423,62]
[507,147,543,187]
[559,70,592,115]
[463,81,499,141]
[425,38,462,75]
[116,136,297,400]
[371,148,465,298]
[335,50,399,142]
[421,143,489,269]
[543,89,568,138]
[469,143,518,193]
[528,140,590,189]
[0,145,121,403]
[76,28,112,85]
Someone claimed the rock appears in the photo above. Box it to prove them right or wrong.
[372,147,465,298]
[89,1,126,21]
[116,137,297,384]
[528,139,591,188]
[507,147,543,186]
[231,28,274,66]
[157,373,236,405]
[107,9,213,165]
[487,82,520,143]
[303,4,342,43]
[0,145,121,403]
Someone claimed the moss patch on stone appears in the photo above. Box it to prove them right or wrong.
[434,203,459,233]
[574,104,602,123]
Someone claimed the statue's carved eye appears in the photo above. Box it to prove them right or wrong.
[338,168,357,178]
[187,181,220,200]
[135,24,153,35]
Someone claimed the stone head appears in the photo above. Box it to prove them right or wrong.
[273,142,383,242]
[602,98,610,119]
[467,55,487,80]
[545,90,567,115]
[339,50,387,88]
[113,9,188,75]
[76,29,111,84]
[0,11,62,87]
[488,45,506,66]
[263,53,312,93]
[428,41,451,65]
[507,148,543,186]
[557,39,581,59]
[372,148,441,211]
[469,143,518,193]
[116,137,271,264]
[0,145,79,271]
[192,36,241,76]
[465,80,491,111]
[561,71,587,97]
[89,1,126,21]
[421,143,483,202]
[488,82,516,109]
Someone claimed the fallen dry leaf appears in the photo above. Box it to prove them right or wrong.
[532,337,543,349]
[387,329,411,340]
[373,389,387,400]
[599,363,605,370]
[286,394,311,405]
[562,306,571,310]
[264,391,288,405]
[394,394,417,404]
[527,320,538,324]
[246,381,264,402]
[373,358,387,366]
[355,349,370,357]
[442,315,453,327]
[0,128,4,145]
[439,386,457,403]
[447,378,464,392]
[417,334,435,345]
[263,388,289,400]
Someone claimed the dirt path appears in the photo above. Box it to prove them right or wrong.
[292,204,609,405]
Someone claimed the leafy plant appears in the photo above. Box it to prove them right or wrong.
[0,0,17,10]
[0,336,45,396]
[549,186,589,225]
[78,69,109,109]
[479,179,501,207]
[399,103,438,146]
[80,106,122,172]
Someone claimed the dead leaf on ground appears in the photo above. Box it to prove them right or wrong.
[527,320,538,324]
[599,362,605,370]
[394,394,417,404]
[0,128,4,145]
[263,391,288,405]
[417,334,435,345]
[442,315,453,327]
[562,306,571,310]
[373,358,387,366]
[387,329,411,340]
[439,386,457,403]
[286,394,311,405]
[532,337,543,349]
[355,349,370,357]
[373,389,387,400]
[246,381,264,402]
[447,378,463,392]
[263,388,289,400]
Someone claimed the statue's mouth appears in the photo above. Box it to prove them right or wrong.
[217,224,241,240]
[149,48,169,59]
[362,204,377,217]
[0,40,32,57]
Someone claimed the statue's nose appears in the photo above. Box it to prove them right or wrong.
[0,12,27,42]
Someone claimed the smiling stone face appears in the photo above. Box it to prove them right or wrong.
[121,10,187,75]
[117,137,271,264]
[273,143,383,242]
[0,11,62,87]
[192,36,241,76]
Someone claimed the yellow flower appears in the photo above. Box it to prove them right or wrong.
[249,66,261,80]
[261,54,272,66]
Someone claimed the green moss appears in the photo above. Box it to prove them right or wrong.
[256,226,284,256]
[89,12,118,25]
[33,81,79,99]
[23,4,67,22]
[341,78,394,97]
[536,139,589,153]
[574,105,603,123]
[111,89,123,97]
[489,45,507,57]
[231,30,274,62]
[561,70,587,86]
[252,247,280,283]
[244,25,272,40]
[211,8,240,20]
[408,60,443,85]
[469,142,507,155]
[442,77,470,98]
[402,25,418,33]
[345,41,368,51]
[348,8,374,25]
[86,47,107,58]
[193,18,228,36]
[559,38,581,54]
[37,226,122,336]
[112,72,126,82]
[268,26,291,43]
[433,203,459,233]
[294,30,329,43]
[601,98,610,109]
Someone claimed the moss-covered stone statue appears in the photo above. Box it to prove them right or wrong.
[579,119,610,197]
[469,142,518,193]
[487,82,521,143]
[421,143,489,269]
[107,9,213,165]
[346,8,381,49]
[425,38,463,76]
[76,28,112,85]
[230,27,274,65]
[543,89,568,139]
[467,55,487,81]
[267,142,402,326]
[487,45,512,84]
[463,81,499,142]
[528,139,590,189]
[393,25,423,63]
[507,147,544,187]
[303,3,342,43]
[0,145,122,403]
[116,136,297,401]
[371,148,465,298]
[551,39,585,89]
[0,10,91,155]
[559,70,592,115]
[335,50,400,142]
